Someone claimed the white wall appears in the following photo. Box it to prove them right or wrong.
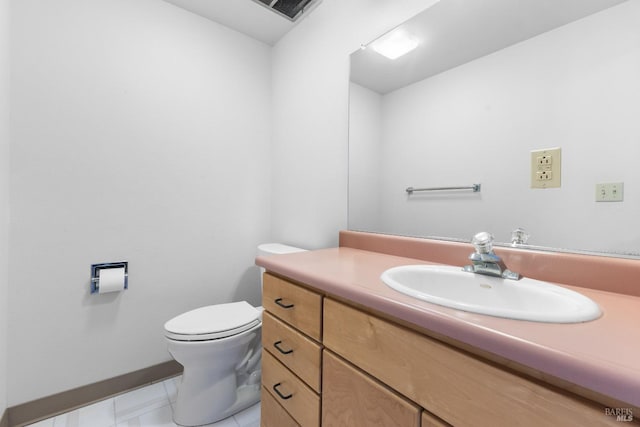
[9,0,271,405]
[348,82,382,231]
[367,2,640,253]
[270,0,439,249]
[0,0,9,417]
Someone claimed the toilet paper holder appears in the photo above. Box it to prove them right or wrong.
[91,261,128,294]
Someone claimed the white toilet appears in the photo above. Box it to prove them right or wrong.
[164,243,306,426]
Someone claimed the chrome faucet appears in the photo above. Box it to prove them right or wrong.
[463,232,520,280]
[511,227,530,246]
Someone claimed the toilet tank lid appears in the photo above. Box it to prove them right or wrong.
[164,301,260,337]
[258,243,307,256]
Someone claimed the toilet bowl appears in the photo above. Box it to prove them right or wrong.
[164,243,305,426]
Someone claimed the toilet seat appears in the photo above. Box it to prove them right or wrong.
[164,301,261,342]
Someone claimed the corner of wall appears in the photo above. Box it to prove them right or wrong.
[0,0,11,418]
[269,0,437,250]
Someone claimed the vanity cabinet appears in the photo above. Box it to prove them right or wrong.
[261,273,323,427]
[261,272,631,426]
[323,298,627,427]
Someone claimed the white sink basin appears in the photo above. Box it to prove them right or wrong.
[380,265,601,323]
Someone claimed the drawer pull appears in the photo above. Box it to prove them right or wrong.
[273,340,294,355]
[273,382,293,400]
[274,298,295,309]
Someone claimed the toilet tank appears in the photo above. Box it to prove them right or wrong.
[257,243,306,289]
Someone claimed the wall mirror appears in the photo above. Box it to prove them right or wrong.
[348,0,640,257]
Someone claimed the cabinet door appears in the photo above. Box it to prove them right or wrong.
[324,298,625,427]
[422,411,452,427]
[322,350,420,427]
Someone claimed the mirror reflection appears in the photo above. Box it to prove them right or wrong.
[348,0,640,256]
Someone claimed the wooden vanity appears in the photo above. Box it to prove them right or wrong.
[260,272,636,426]
[257,232,640,426]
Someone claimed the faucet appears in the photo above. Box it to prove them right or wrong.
[463,232,520,280]
[511,227,530,246]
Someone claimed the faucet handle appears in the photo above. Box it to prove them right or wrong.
[511,227,530,246]
[471,231,494,254]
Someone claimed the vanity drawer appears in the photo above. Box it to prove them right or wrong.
[322,350,420,427]
[262,350,320,427]
[263,311,322,392]
[260,386,299,427]
[262,273,322,341]
[323,298,621,427]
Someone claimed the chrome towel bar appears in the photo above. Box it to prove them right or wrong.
[406,184,481,194]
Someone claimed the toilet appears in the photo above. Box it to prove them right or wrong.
[164,243,306,426]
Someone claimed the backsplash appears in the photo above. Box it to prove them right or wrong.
[340,231,640,297]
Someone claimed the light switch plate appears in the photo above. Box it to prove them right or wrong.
[595,182,624,202]
[531,147,561,189]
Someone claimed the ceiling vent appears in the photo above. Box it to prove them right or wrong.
[252,0,320,22]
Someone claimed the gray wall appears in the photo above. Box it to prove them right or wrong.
[0,0,9,417]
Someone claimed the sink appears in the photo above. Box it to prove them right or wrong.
[380,265,601,323]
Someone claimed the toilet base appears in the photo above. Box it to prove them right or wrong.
[169,325,262,426]
[173,382,260,426]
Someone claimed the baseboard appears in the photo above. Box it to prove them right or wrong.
[8,360,182,427]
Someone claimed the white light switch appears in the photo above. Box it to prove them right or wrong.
[595,182,624,202]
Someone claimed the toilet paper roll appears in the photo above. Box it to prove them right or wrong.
[98,267,125,294]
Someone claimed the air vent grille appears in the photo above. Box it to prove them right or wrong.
[253,0,318,21]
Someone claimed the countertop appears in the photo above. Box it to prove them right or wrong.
[256,246,640,408]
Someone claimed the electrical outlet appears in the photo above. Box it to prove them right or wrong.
[531,147,561,189]
[595,182,624,202]
[537,155,552,167]
[536,171,553,181]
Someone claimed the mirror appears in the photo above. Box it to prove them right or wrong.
[348,0,640,257]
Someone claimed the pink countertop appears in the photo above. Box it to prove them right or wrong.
[256,246,640,408]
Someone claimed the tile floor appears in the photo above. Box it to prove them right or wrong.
[26,376,260,427]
